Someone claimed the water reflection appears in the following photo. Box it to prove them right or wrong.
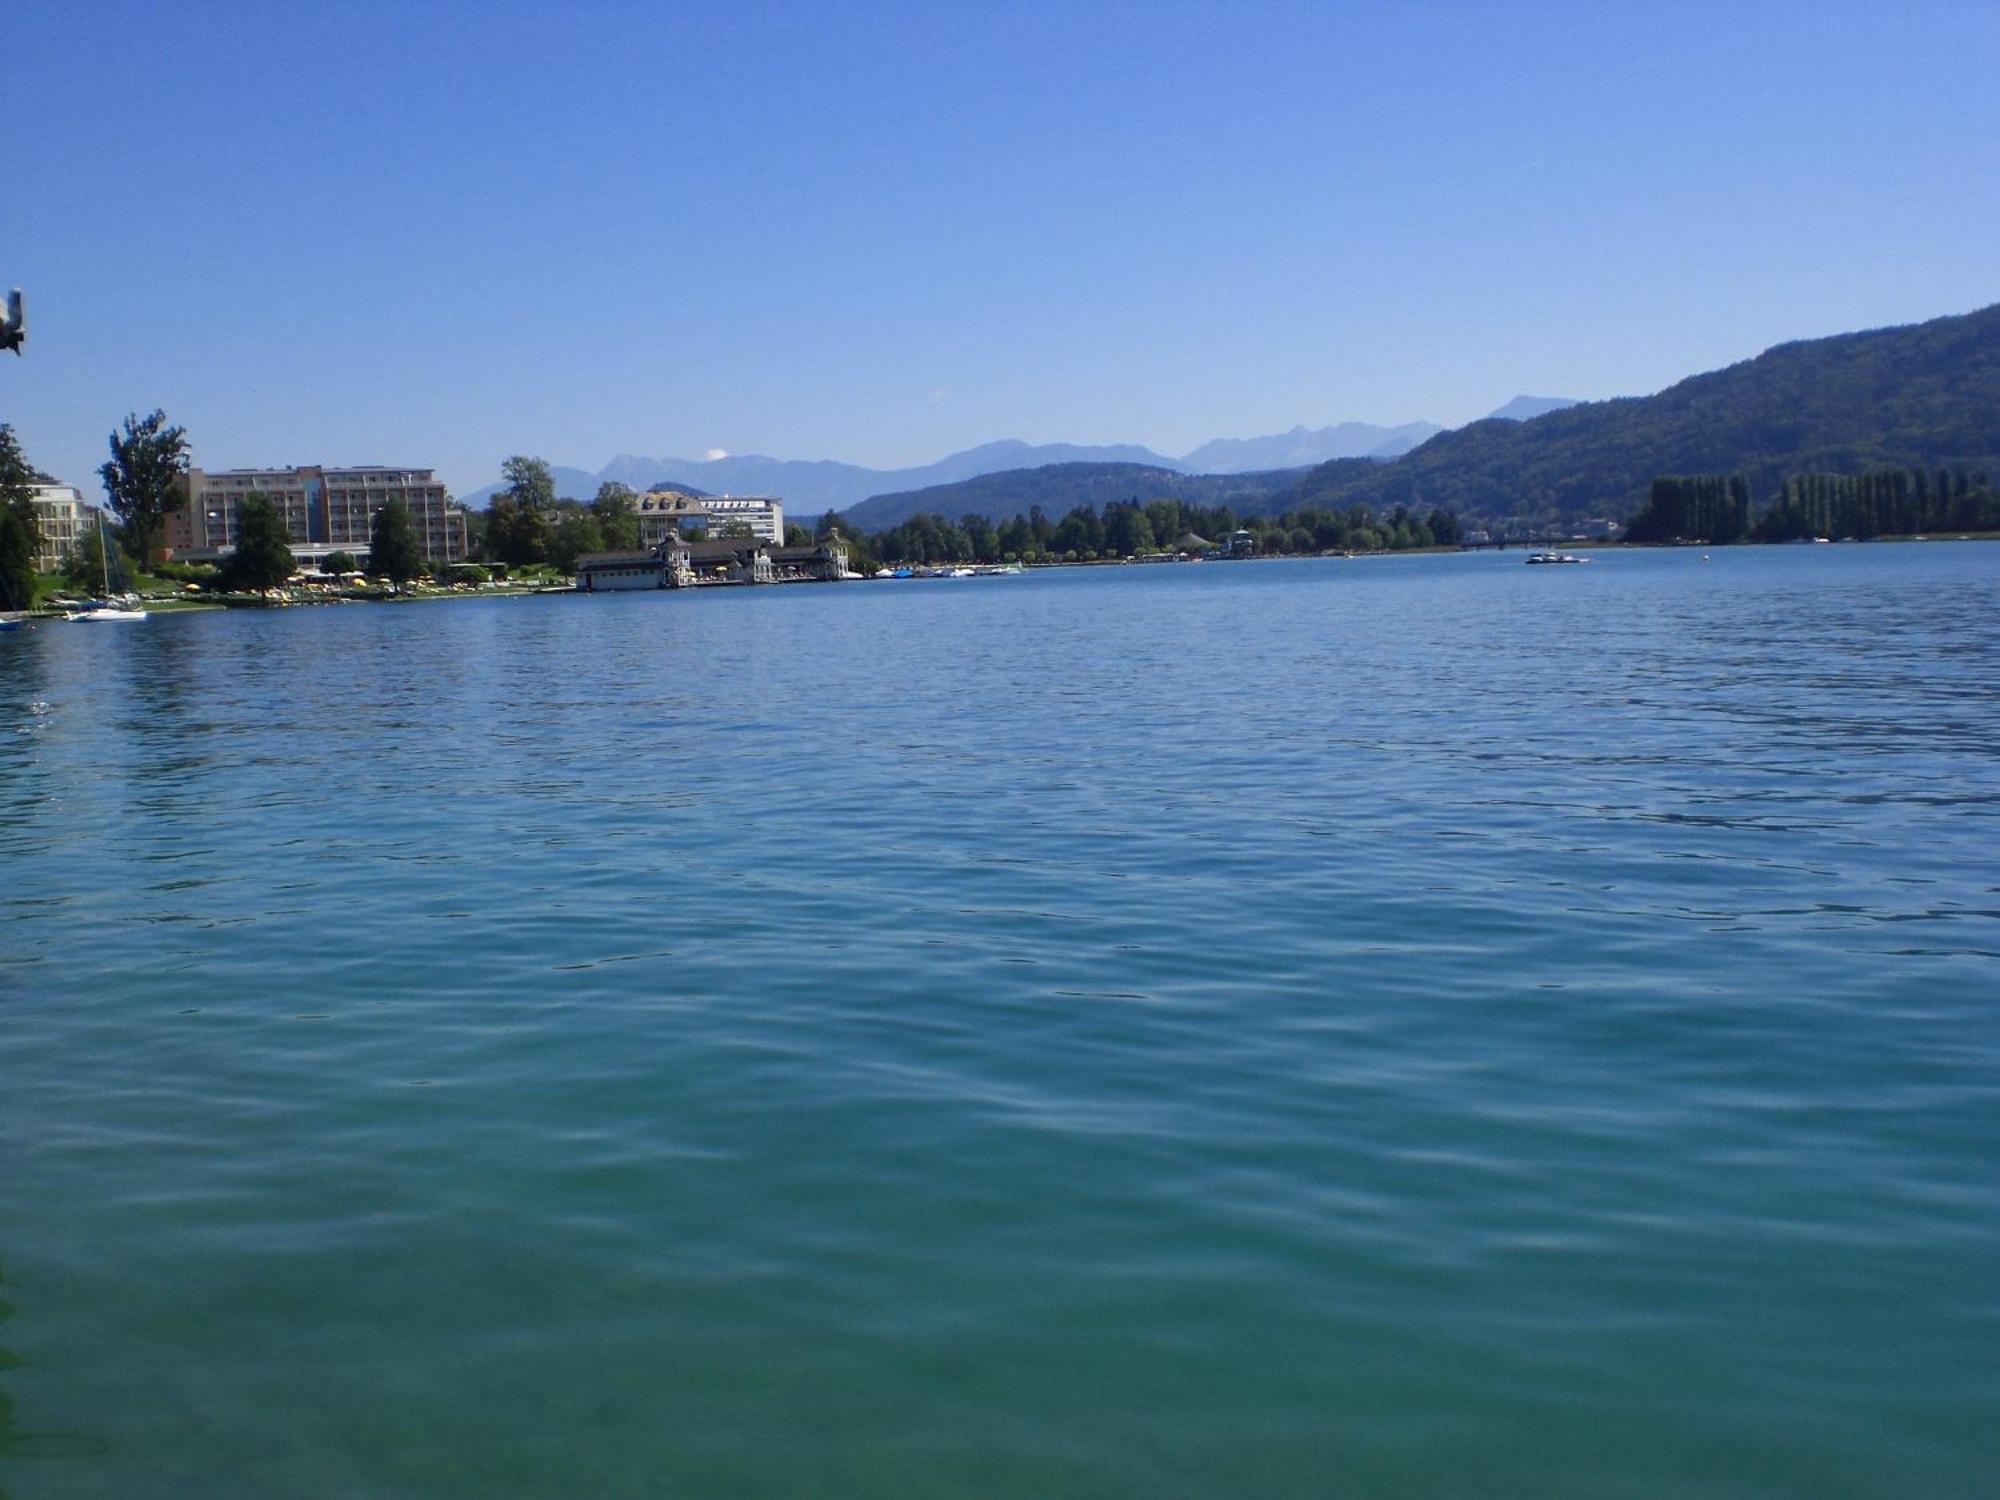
[0,637,55,854]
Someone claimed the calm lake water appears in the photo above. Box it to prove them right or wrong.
[2,545,1997,1497]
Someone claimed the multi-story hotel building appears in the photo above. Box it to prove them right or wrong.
[634,489,784,547]
[167,466,469,568]
[26,483,97,573]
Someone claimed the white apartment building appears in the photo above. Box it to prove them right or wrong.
[27,483,97,573]
[634,489,784,546]
[168,465,469,568]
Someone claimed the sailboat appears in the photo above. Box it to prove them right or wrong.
[68,516,147,622]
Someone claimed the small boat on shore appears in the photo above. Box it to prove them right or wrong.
[68,598,149,622]
[66,520,149,619]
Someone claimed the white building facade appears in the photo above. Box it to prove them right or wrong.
[634,490,784,546]
[27,484,96,574]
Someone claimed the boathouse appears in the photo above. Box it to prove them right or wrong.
[575,548,668,590]
[575,532,845,591]
[768,528,851,582]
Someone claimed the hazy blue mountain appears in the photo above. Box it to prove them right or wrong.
[1179,421,1440,472]
[1485,395,1580,422]
[1365,423,1446,457]
[842,463,1307,534]
[595,454,677,490]
[459,440,1184,512]
[1292,303,2000,524]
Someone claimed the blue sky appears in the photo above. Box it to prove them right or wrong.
[5,0,1996,497]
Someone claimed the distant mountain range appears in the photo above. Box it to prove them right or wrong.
[1290,303,2000,523]
[458,440,1182,513]
[454,402,1568,512]
[835,306,2000,532]
[456,307,1998,534]
[1177,421,1443,473]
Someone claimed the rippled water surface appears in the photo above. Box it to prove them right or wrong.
[3,545,1997,1497]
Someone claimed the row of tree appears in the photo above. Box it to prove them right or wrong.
[866,499,1462,565]
[470,459,1470,575]
[482,456,652,571]
[1627,468,1999,543]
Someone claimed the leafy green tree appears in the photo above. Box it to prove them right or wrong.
[369,497,424,583]
[715,518,756,539]
[502,455,556,512]
[484,496,545,564]
[784,523,814,547]
[483,456,557,565]
[220,493,295,592]
[64,537,133,596]
[960,512,1001,562]
[0,424,43,610]
[548,510,606,573]
[591,483,641,550]
[98,409,189,568]
[321,550,358,575]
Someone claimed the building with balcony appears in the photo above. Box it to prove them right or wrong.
[166,465,468,569]
[26,484,97,573]
[634,489,784,546]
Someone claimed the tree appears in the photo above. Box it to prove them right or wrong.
[502,455,556,512]
[715,518,756,539]
[321,550,358,575]
[784,523,814,547]
[485,495,547,565]
[98,409,189,568]
[369,497,423,583]
[0,424,43,611]
[483,456,557,566]
[591,482,640,550]
[220,493,295,592]
[64,537,132,597]
[548,510,605,573]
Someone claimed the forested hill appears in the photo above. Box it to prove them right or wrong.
[1294,302,2000,526]
[841,463,1306,533]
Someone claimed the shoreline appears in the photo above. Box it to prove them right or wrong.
[20,532,1994,624]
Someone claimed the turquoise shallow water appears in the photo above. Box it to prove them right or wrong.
[2,545,1997,1497]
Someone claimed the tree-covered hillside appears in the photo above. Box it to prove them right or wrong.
[1294,303,2000,527]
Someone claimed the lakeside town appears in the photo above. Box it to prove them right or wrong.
[0,425,1585,623]
[5,408,1997,626]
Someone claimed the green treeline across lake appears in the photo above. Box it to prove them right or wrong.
[866,499,1462,566]
[1627,467,1999,544]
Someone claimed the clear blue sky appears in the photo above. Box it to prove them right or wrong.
[6,0,1996,497]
